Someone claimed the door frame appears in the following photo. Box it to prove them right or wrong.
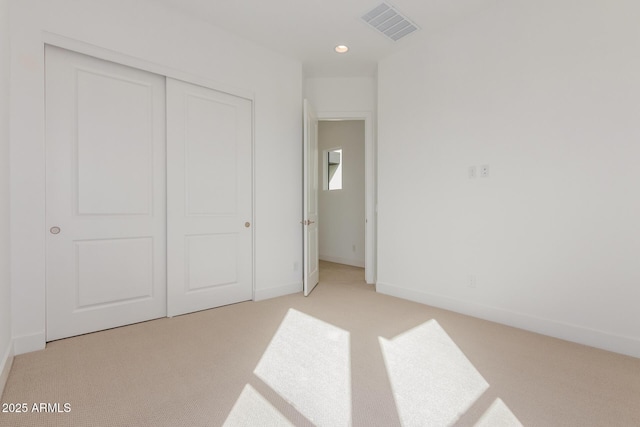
[316,111,376,284]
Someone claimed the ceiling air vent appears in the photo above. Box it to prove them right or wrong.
[361,2,419,42]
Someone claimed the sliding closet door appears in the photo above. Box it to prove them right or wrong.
[45,46,167,341]
[166,78,253,317]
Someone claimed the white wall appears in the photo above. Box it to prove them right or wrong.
[10,0,302,354]
[0,0,14,394]
[304,77,376,113]
[318,121,365,267]
[377,0,640,357]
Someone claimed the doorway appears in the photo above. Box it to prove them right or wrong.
[316,112,375,285]
[318,120,365,269]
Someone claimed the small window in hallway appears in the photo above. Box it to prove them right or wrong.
[327,148,342,190]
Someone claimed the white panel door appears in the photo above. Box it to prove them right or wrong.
[45,46,167,341]
[303,99,319,296]
[166,78,253,317]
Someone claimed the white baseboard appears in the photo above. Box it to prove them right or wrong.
[319,255,365,268]
[254,282,302,301]
[0,340,14,399]
[376,282,640,359]
[13,331,46,355]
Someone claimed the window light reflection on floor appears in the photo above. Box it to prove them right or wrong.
[379,319,490,426]
[253,309,352,427]
[475,398,523,427]
[223,384,294,427]
[224,310,522,426]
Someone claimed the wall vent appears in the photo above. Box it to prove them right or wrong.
[361,2,419,42]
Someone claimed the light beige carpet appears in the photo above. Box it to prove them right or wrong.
[1,261,639,426]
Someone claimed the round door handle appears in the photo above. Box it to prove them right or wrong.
[50,226,61,235]
[245,222,251,228]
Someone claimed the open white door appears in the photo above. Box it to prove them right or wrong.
[166,78,253,317]
[303,99,319,296]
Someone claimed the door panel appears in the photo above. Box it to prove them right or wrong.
[45,46,167,341]
[303,99,319,296]
[76,70,155,215]
[75,238,154,308]
[185,96,238,215]
[185,234,238,289]
[167,78,253,317]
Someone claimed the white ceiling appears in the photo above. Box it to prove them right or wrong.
[155,0,501,77]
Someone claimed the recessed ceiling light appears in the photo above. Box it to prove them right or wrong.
[334,45,349,54]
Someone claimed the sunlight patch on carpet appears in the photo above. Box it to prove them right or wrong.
[379,319,489,426]
[254,309,351,426]
[223,384,294,427]
[474,398,523,427]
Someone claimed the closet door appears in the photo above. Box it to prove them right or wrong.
[166,78,253,317]
[45,46,167,341]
